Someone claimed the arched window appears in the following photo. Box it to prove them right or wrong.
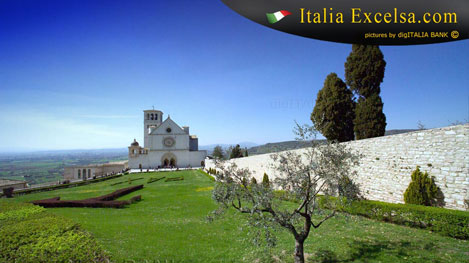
[147,113,150,120]
[78,170,81,179]
[83,169,86,178]
[151,113,154,120]
[155,114,158,120]
[88,169,91,178]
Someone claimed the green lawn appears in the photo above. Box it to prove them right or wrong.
[10,170,469,262]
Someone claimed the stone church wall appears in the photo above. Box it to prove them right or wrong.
[206,124,469,210]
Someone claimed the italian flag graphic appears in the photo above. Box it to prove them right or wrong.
[266,10,292,24]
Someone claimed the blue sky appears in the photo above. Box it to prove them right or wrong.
[0,0,468,151]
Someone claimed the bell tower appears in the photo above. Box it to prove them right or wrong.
[143,109,163,147]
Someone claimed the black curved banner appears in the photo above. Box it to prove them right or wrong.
[222,0,469,45]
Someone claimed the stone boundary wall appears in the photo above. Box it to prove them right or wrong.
[206,124,469,210]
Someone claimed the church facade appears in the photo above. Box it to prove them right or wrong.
[128,109,207,169]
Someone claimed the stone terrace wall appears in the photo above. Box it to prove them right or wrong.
[206,124,469,210]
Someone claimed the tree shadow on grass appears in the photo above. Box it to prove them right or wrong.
[310,240,441,263]
[347,240,410,261]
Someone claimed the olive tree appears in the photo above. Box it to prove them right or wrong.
[209,124,359,263]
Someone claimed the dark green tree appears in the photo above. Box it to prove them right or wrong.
[354,95,386,139]
[229,144,243,159]
[345,45,387,139]
[404,167,439,206]
[311,73,355,142]
[250,177,257,185]
[212,145,225,160]
[262,173,270,188]
[344,45,386,98]
[244,147,249,157]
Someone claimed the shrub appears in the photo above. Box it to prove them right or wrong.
[209,168,217,175]
[0,201,108,262]
[404,167,439,206]
[262,173,270,187]
[338,175,361,200]
[319,196,469,239]
[3,187,14,198]
[250,177,258,185]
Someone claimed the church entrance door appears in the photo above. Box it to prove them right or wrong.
[163,159,169,167]
[170,158,176,167]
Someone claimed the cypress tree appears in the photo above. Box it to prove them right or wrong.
[230,144,243,159]
[354,95,386,139]
[345,44,387,138]
[345,45,386,98]
[311,73,355,142]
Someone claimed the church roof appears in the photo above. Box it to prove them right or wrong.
[150,116,186,135]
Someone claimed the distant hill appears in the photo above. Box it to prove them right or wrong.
[247,140,321,155]
[199,142,258,154]
[246,129,419,156]
[384,129,419,136]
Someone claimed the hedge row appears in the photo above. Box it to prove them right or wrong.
[319,196,469,240]
[165,176,184,182]
[0,200,109,262]
[109,177,144,186]
[32,185,144,209]
[147,177,166,184]
[12,174,123,197]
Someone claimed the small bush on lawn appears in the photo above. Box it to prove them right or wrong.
[404,166,439,206]
[250,177,257,185]
[207,168,218,175]
[0,201,108,262]
[3,187,14,198]
[319,196,469,239]
[262,173,270,187]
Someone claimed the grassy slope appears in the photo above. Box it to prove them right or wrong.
[12,170,469,262]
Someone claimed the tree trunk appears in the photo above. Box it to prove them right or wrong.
[294,239,305,263]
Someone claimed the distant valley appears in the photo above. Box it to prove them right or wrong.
[0,129,418,184]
